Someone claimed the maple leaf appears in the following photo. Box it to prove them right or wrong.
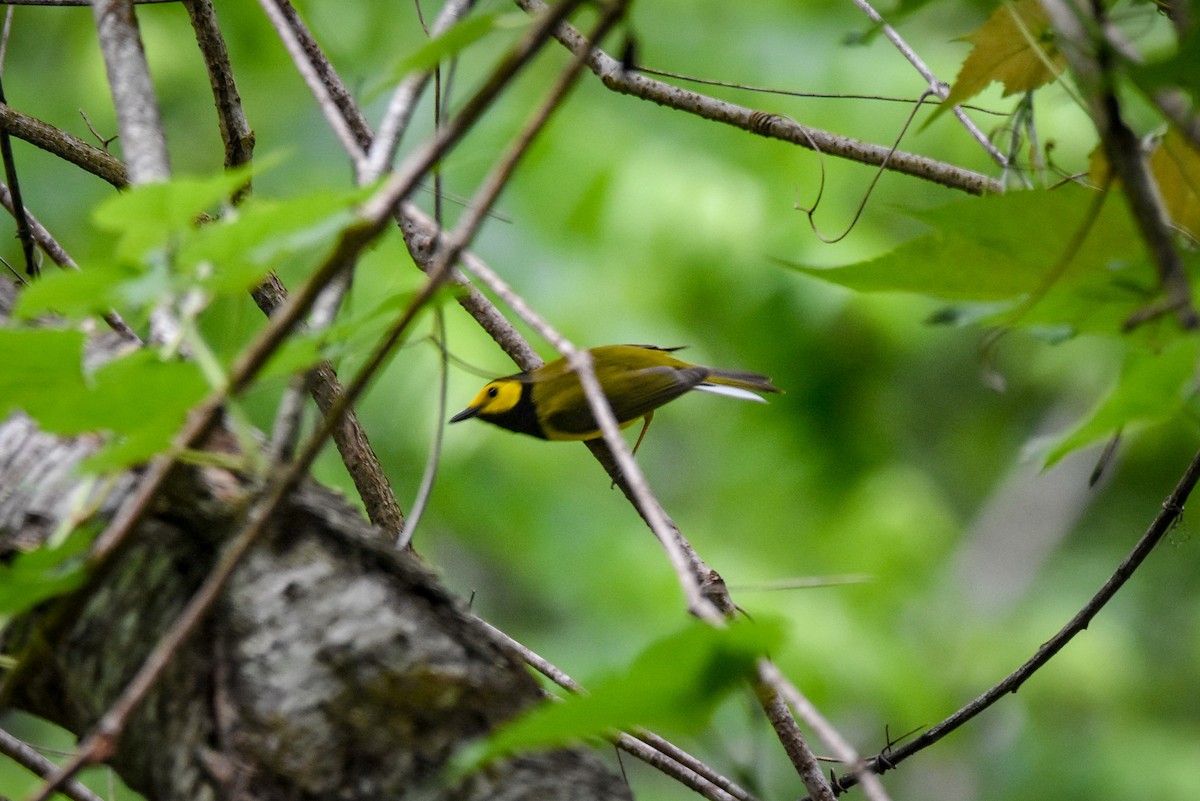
[1089,128,1200,241]
[936,0,1065,120]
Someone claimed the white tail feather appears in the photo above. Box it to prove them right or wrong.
[695,383,768,402]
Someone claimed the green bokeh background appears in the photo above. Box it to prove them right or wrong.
[2,1,1198,800]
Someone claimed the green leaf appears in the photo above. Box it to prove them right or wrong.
[178,188,367,295]
[389,11,527,78]
[0,527,92,621]
[0,330,210,471]
[785,186,1153,334]
[454,617,784,775]
[1043,337,1200,466]
[0,328,90,432]
[13,260,171,324]
[79,350,211,472]
[93,166,256,261]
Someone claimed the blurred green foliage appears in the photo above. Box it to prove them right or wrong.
[1,0,1199,800]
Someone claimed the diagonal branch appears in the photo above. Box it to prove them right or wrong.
[758,662,892,801]
[1039,0,1198,329]
[819,446,1200,797]
[514,0,1001,195]
[362,0,477,182]
[0,727,105,801]
[478,619,762,801]
[848,0,1007,166]
[0,181,140,343]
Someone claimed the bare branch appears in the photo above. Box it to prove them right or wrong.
[758,661,892,801]
[363,0,477,182]
[91,0,170,182]
[479,619,761,801]
[821,446,1200,796]
[1039,0,1197,328]
[0,103,127,186]
[0,727,105,801]
[847,0,1007,166]
[515,0,1001,195]
[756,679,836,801]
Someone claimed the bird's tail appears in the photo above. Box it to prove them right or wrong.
[697,369,780,402]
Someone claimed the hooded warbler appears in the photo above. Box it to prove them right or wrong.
[449,344,779,454]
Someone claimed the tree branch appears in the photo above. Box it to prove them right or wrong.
[847,0,1007,166]
[0,102,127,186]
[822,446,1200,797]
[515,0,1002,195]
[0,727,105,801]
[91,0,170,183]
[1039,0,1198,329]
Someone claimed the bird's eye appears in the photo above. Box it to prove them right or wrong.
[487,386,499,397]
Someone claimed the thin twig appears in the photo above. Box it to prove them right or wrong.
[758,661,892,801]
[479,619,761,801]
[513,0,1001,195]
[0,727,105,801]
[636,66,1008,115]
[1039,0,1197,329]
[396,308,448,549]
[799,89,938,243]
[362,0,476,182]
[847,0,1008,166]
[821,446,1200,797]
[756,680,836,801]
[0,182,141,343]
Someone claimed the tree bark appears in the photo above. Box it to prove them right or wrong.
[0,329,631,801]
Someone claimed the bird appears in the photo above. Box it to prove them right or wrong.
[449,344,780,454]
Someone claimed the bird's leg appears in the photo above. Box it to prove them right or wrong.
[609,412,654,490]
[631,411,654,457]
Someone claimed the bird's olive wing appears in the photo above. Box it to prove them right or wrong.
[539,365,709,436]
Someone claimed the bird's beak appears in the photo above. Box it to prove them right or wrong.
[449,406,480,423]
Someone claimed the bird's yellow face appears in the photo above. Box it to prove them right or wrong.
[450,378,524,422]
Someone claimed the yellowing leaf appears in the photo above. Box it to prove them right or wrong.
[1088,129,1200,240]
[943,0,1064,110]
[1151,127,1200,240]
